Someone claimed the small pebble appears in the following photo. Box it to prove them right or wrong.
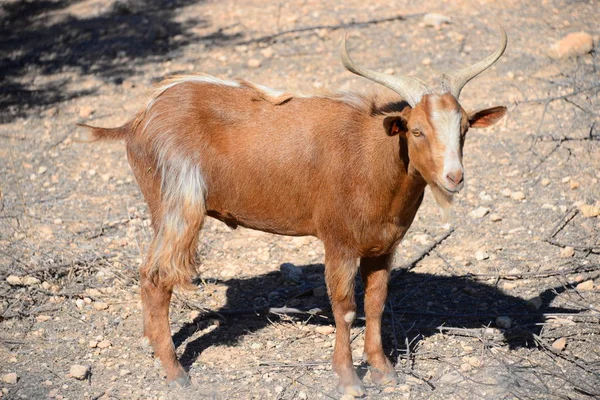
[22,276,40,286]
[490,214,502,222]
[69,365,89,380]
[575,280,594,291]
[541,178,551,186]
[559,246,575,258]
[247,59,262,68]
[97,340,111,349]
[6,275,22,286]
[475,250,489,261]
[2,373,17,384]
[579,204,600,218]
[315,326,335,335]
[93,302,109,311]
[552,337,567,352]
[470,206,490,219]
[511,191,525,201]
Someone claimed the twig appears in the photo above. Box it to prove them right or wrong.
[464,263,600,280]
[545,209,600,251]
[236,13,421,45]
[397,228,455,272]
[517,84,600,104]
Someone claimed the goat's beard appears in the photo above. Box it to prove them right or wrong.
[430,184,455,222]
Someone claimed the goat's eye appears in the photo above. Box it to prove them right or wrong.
[411,129,423,137]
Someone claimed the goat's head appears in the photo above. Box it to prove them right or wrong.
[341,26,508,210]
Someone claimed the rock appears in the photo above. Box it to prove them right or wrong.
[88,340,98,348]
[247,58,262,68]
[421,57,432,66]
[315,326,335,335]
[37,166,47,175]
[439,370,462,384]
[501,188,512,197]
[97,340,111,349]
[579,204,600,218]
[423,13,451,28]
[576,280,594,291]
[78,106,95,119]
[260,47,274,59]
[527,296,543,310]
[119,369,131,376]
[93,302,109,311]
[280,263,303,284]
[463,356,481,367]
[511,191,525,201]
[541,178,551,186]
[36,315,51,322]
[549,32,593,59]
[412,234,430,245]
[2,373,18,384]
[69,365,90,380]
[551,337,567,352]
[6,275,22,286]
[75,299,85,309]
[298,391,308,400]
[495,316,512,329]
[559,246,575,258]
[569,181,579,190]
[340,395,355,400]
[490,214,502,222]
[475,250,489,261]
[22,276,40,286]
[470,206,490,219]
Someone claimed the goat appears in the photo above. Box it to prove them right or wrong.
[80,27,508,396]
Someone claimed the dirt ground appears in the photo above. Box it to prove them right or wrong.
[1,0,599,399]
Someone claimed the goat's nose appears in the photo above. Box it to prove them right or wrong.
[446,170,464,186]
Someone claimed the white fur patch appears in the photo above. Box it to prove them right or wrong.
[430,102,463,183]
[344,311,356,323]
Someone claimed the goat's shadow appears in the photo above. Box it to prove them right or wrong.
[173,262,581,372]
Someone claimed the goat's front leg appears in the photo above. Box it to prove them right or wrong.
[324,248,364,397]
[360,253,397,386]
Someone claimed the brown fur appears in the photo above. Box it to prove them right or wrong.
[81,75,506,395]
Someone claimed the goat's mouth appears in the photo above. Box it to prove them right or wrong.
[437,181,462,194]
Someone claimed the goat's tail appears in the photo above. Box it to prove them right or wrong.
[75,121,133,142]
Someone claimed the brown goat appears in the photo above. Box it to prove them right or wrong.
[81,28,508,396]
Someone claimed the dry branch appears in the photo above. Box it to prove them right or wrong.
[397,228,455,272]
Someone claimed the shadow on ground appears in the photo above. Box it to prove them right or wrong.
[173,263,581,372]
[0,0,242,123]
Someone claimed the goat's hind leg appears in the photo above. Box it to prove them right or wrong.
[135,159,205,386]
[141,196,205,386]
[140,264,189,386]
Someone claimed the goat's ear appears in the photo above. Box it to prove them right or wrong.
[383,115,408,136]
[468,106,507,129]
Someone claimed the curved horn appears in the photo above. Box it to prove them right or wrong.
[440,25,508,98]
[340,33,430,107]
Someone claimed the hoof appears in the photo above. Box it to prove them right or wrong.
[369,367,398,386]
[168,372,191,388]
[337,378,366,397]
